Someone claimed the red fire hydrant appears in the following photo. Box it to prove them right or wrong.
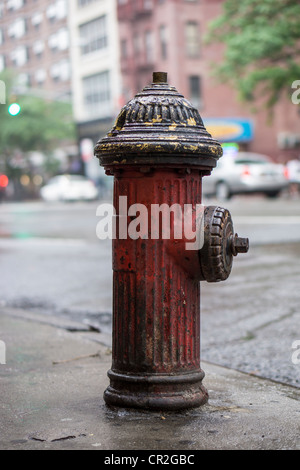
[95,72,249,410]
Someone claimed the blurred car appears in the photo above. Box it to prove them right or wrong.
[40,174,98,202]
[202,152,289,199]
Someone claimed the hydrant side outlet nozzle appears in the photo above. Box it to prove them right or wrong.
[198,206,249,283]
[230,234,250,256]
[95,72,249,410]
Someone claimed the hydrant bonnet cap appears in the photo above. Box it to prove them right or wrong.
[95,72,223,168]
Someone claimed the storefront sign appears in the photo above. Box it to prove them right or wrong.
[204,118,254,143]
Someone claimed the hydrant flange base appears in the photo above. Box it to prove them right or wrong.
[104,368,208,410]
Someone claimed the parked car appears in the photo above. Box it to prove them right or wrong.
[202,152,289,199]
[40,174,98,202]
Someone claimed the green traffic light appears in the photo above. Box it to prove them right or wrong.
[8,103,21,116]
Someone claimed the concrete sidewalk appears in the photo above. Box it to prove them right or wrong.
[0,308,299,451]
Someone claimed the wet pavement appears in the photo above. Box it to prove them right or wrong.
[0,195,299,388]
[201,242,300,388]
[0,310,299,451]
[0,195,300,450]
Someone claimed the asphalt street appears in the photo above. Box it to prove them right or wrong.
[0,193,299,388]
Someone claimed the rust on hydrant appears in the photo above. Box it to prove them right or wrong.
[95,72,249,410]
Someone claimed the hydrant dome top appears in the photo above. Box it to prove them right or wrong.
[95,72,223,168]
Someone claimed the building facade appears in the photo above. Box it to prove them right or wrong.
[0,0,122,184]
[68,0,122,181]
[1,0,298,172]
[0,0,71,101]
[117,0,300,163]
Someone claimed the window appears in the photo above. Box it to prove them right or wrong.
[133,34,141,57]
[8,18,27,39]
[57,28,69,50]
[56,0,67,20]
[144,0,153,9]
[145,30,153,63]
[50,60,70,82]
[7,0,24,11]
[10,46,29,67]
[46,1,67,21]
[17,73,30,87]
[48,29,69,51]
[35,69,47,84]
[33,40,45,56]
[32,12,43,29]
[121,39,128,59]
[46,4,57,20]
[189,75,202,109]
[50,63,60,81]
[78,0,101,7]
[185,21,200,57]
[48,33,58,50]
[83,72,111,118]
[59,60,70,81]
[0,54,5,73]
[80,16,107,55]
[159,25,167,60]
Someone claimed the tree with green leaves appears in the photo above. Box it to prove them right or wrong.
[0,70,76,178]
[206,0,300,108]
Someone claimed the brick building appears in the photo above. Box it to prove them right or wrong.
[0,0,71,101]
[0,0,122,185]
[1,0,299,168]
[117,0,300,163]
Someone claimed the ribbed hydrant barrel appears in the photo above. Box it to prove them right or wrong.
[95,72,249,410]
